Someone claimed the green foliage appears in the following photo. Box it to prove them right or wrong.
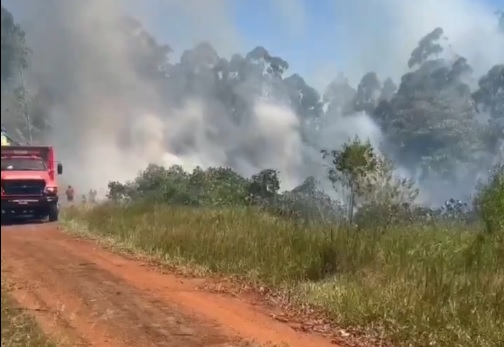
[474,163,504,234]
[102,132,503,231]
[321,138,423,229]
[1,6,29,84]
[353,156,420,230]
[108,164,250,207]
[322,136,379,222]
[1,6,40,144]
[248,169,280,200]
[322,136,378,194]
[106,163,344,224]
[365,155,419,204]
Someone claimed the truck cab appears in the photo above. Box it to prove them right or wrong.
[1,146,63,223]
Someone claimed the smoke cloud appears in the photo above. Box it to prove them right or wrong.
[3,0,503,203]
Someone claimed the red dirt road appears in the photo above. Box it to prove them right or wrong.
[1,222,339,347]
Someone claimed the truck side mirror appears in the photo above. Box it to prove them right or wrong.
[57,163,63,175]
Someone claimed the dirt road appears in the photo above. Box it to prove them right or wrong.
[1,222,339,347]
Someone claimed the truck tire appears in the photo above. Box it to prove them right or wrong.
[1,216,12,226]
[48,204,59,222]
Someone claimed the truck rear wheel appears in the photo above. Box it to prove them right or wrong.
[48,204,59,222]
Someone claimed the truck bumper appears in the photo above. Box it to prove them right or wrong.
[1,195,59,218]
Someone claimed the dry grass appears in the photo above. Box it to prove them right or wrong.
[1,281,57,347]
[63,203,504,347]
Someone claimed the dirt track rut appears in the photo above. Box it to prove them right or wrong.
[1,222,338,347]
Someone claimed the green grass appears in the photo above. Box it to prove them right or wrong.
[63,203,504,347]
[1,282,57,347]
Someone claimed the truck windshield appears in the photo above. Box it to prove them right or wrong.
[1,158,47,171]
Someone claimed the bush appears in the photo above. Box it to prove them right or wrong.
[106,164,344,224]
[474,163,504,234]
[103,139,486,228]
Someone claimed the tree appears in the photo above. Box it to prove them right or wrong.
[364,155,419,205]
[473,64,504,152]
[353,154,420,230]
[473,163,504,234]
[1,6,29,84]
[376,29,483,181]
[283,74,323,120]
[473,64,504,118]
[247,169,280,200]
[323,73,356,116]
[407,27,444,68]
[119,16,172,83]
[321,136,378,224]
[1,6,34,143]
[177,42,220,98]
[245,46,289,79]
[283,73,324,143]
[353,72,382,114]
[3,86,35,143]
[280,176,345,223]
[379,78,397,101]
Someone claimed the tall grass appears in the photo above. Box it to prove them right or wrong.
[64,203,504,347]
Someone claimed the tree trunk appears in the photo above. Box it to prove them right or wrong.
[348,185,355,225]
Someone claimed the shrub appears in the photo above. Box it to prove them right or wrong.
[474,163,504,234]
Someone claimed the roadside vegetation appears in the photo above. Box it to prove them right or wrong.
[1,281,57,347]
[3,3,503,347]
[64,138,504,347]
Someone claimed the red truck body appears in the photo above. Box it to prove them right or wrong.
[1,146,63,222]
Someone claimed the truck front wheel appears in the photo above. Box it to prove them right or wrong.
[48,204,59,222]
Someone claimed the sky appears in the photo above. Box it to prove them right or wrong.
[4,0,504,89]
[120,0,345,86]
[126,0,504,88]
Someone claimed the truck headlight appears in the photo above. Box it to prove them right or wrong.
[45,186,58,196]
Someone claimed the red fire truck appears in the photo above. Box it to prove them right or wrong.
[1,145,63,223]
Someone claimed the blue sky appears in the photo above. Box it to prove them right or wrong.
[4,0,503,87]
[122,0,347,82]
[243,0,500,66]
[130,0,503,86]
[231,0,340,79]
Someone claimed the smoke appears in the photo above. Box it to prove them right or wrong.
[131,100,305,190]
[7,0,308,193]
[328,0,504,83]
[4,0,503,203]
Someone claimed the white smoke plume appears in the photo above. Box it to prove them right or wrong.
[3,0,503,203]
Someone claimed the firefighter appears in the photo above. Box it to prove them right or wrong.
[65,185,75,203]
[88,189,97,204]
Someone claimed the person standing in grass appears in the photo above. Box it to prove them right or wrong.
[65,185,75,203]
